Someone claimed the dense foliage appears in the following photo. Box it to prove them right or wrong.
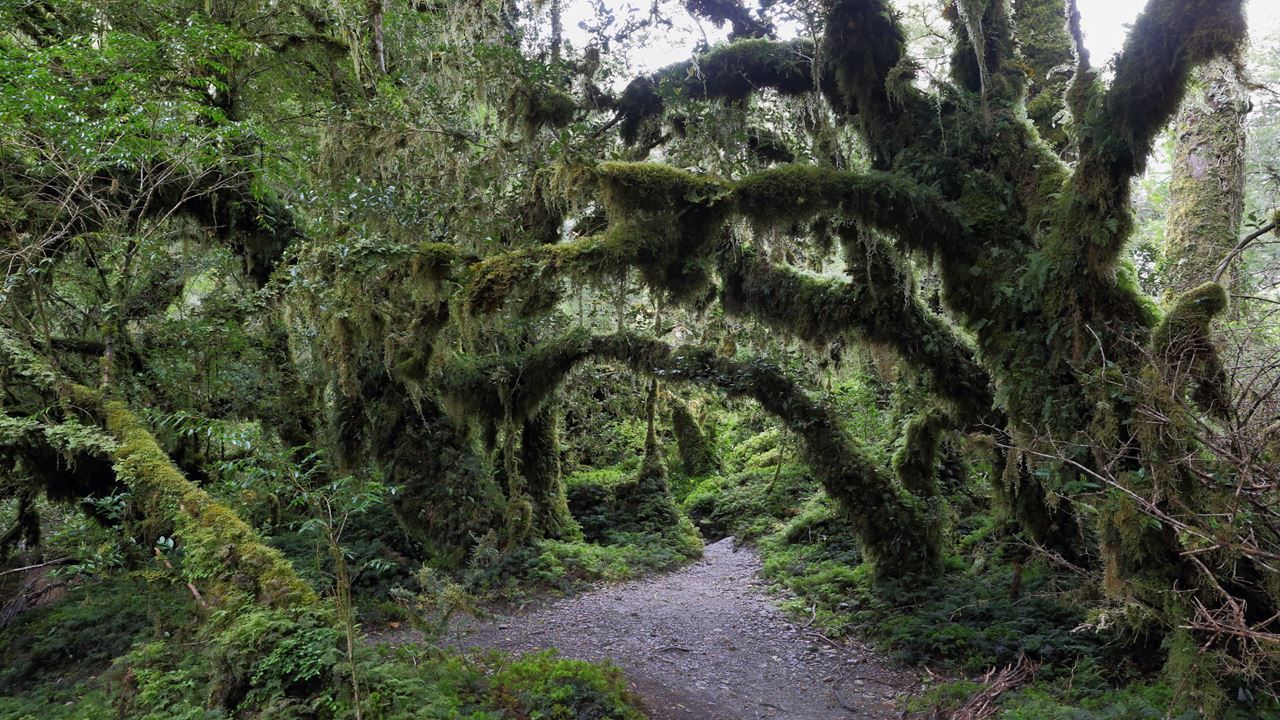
[2,0,1279,718]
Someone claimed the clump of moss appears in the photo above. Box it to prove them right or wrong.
[616,38,816,144]
[466,237,613,316]
[745,126,795,163]
[597,162,731,303]
[507,84,578,137]
[669,396,719,477]
[412,241,458,292]
[1149,282,1231,418]
[892,408,949,498]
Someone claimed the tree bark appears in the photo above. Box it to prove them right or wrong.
[1164,58,1249,295]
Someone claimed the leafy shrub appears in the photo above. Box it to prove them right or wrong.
[0,575,187,693]
[682,464,818,540]
[488,650,646,720]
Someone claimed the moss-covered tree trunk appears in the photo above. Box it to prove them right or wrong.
[519,405,581,540]
[669,395,718,477]
[1164,58,1249,294]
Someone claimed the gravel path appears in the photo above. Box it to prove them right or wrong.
[437,538,919,719]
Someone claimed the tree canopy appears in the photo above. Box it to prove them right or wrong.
[2,0,1280,717]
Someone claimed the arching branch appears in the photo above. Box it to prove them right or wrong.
[440,330,941,580]
[1065,0,1246,271]
[719,241,994,425]
[615,38,818,144]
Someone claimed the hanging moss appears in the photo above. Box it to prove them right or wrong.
[616,38,817,144]
[597,162,731,303]
[350,355,504,568]
[745,126,795,164]
[508,83,578,137]
[411,241,459,293]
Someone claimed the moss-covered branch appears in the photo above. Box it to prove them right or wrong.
[1064,0,1246,272]
[892,408,949,498]
[732,165,970,259]
[616,38,817,144]
[98,397,317,607]
[683,0,773,40]
[0,326,315,608]
[1011,0,1076,153]
[441,330,941,579]
[719,245,993,424]
[1164,59,1248,294]
[820,0,932,165]
[468,162,971,317]
[1149,282,1232,420]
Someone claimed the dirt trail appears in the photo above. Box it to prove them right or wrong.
[441,538,919,719]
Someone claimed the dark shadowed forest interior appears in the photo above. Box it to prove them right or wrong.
[3,0,1280,717]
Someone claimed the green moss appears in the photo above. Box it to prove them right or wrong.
[509,84,577,136]
[520,407,582,542]
[412,241,458,292]
[615,38,816,144]
[892,408,949,498]
[730,166,967,257]
[466,236,615,316]
[669,397,719,477]
[99,399,316,608]
[1149,282,1231,418]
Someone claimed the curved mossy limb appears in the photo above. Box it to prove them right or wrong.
[719,241,994,425]
[1149,282,1232,420]
[593,334,942,580]
[442,331,941,581]
[616,38,817,144]
[519,406,581,541]
[1058,0,1246,274]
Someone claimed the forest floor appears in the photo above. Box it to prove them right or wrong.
[389,538,921,719]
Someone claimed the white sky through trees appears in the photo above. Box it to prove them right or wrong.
[562,0,1280,74]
